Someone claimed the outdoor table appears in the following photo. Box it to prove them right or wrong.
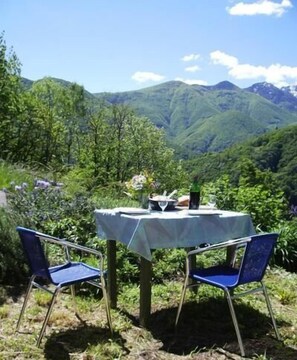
[94,207,256,327]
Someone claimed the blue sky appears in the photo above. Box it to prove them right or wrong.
[1,0,296,93]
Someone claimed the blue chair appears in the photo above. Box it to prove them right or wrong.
[16,227,112,346]
[175,233,281,357]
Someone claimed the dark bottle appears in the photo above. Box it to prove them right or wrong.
[189,176,200,209]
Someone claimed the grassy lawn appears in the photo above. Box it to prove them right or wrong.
[1,267,297,360]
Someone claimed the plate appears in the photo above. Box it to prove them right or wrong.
[114,207,150,215]
[186,209,222,216]
[177,205,213,210]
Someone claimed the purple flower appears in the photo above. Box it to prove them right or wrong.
[35,180,51,189]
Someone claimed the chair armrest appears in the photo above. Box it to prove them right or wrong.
[36,232,105,269]
[187,236,252,257]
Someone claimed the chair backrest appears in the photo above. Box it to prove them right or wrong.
[17,227,51,280]
[238,233,278,285]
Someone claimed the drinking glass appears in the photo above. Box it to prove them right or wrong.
[207,194,216,209]
[158,200,168,212]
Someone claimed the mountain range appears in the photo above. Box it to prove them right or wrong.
[93,80,297,155]
[22,77,297,156]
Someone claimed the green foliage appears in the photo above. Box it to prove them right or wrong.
[0,32,22,158]
[0,160,34,190]
[184,124,297,204]
[1,161,295,286]
[0,208,27,284]
[236,185,286,231]
[202,175,237,210]
[153,249,186,282]
[0,38,186,192]
[179,110,265,154]
[203,171,288,232]
[272,219,297,271]
[78,104,187,191]
[8,186,96,244]
[95,80,297,154]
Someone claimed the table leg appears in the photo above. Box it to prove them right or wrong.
[226,245,237,267]
[107,240,117,309]
[188,248,196,270]
[139,256,152,327]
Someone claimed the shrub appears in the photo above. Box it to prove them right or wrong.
[0,208,28,284]
[235,184,287,231]
[206,175,288,232]
[272,219,297,271]
[7,185,97,245]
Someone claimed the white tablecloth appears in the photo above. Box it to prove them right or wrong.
[94,208,256,261]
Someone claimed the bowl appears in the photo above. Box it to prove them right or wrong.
[149,197,178,211]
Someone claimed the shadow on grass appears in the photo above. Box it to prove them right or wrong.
[0,284,26,305]
[43,326,127,360]
[145,297,296,359]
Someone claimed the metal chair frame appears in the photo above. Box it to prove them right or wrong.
[16,227,112,346]
[175,234,281,357]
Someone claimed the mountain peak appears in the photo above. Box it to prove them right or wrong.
[245,82,297,111]
[205,81,239,91]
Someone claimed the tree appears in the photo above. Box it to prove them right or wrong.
[29,78,67,166]
[0,32,22,158]
[62,83,86,166]
[80,105,110,183]
[75,104,187,192]
[8,91,42,163]
[109,104,133,182]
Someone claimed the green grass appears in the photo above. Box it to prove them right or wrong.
[1,267,297,359]
[0,161,35,190]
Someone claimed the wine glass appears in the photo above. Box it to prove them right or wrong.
[158,200,168,212]
[207,194,217,209]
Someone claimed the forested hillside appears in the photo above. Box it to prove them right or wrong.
[94,80,297,154]
[184,124,297,204]
[20,76,297,156]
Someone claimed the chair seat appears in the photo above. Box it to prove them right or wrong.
[190,265,239,289]
[50,262,100,286]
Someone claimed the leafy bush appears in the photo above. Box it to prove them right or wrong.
[153,249,186,282]
[272,219,297,271]
[205,175,288,232]
[235,184,287,231]
[0,208,28,284]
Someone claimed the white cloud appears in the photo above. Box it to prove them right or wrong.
[210,50,238,68]
[227,0,293,17]
[210,50,297,87]
[131,71,165,83]
[229,63,267,79]
[181,54,200,62]
[175,77,208,86]
[185,65,200,73]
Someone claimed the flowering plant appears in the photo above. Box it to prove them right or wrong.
[125,172,159,201]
